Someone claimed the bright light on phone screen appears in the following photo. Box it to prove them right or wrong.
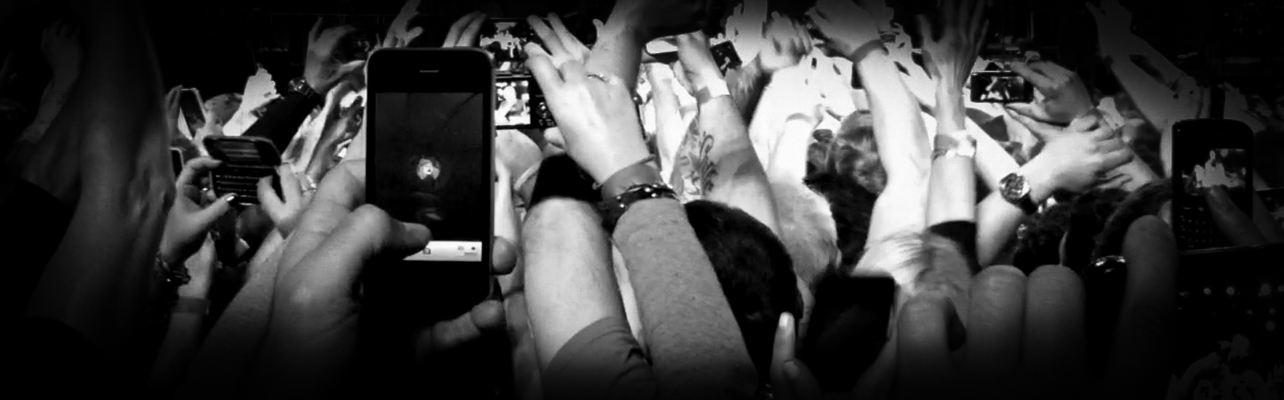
[373,92,488,263]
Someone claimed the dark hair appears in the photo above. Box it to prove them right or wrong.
[828,111,886,195]
[805,168,878,272]
[1092,180,1173,261]
[1012,202,1071,275]
[684,200,802,381]
[528,153,600,208]
[1061,188,1130,272]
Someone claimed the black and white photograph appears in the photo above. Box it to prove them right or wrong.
[2,0,1283,398]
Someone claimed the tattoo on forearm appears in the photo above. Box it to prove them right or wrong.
[675,127,718,200]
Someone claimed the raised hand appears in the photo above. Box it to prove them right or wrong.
[526,44,649,183]
[757,13,812,74]
[675,32,723,93]
[1007,61,1096,124]
[609,0,710,42]
[917,0,988,87]
[807,0,881,60]
[258,165,310,237]
[1015,117,1135,196]
[160,157,236,266]
[305,18,366,94]
[387,0,425,47]
[1085,0,1144,60]
[41,20,82,90]
[528,14,592,66]
[442,12,486,48]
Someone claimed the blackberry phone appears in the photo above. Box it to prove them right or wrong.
[1172,119,1254,251]
[202,136,282,206]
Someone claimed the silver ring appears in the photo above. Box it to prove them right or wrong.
[586,73,608,83]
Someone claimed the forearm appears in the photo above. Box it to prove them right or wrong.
[856,50,930,184]
[146,311,206,398]
[1108,59,1188,132]
[242,92,323,152]
[613,198,759,398]
[968,118,1020,190]
[700,93,780,234]
[13,87,71,147]
[177,231,286,399]
[974,159,1056,266]
[523,198,624,369]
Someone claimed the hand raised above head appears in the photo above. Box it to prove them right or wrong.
[525,44,649,183]
[610,0,711,42]
[807,0,881,61]
[1006,61,1095,124]
[305,18,366,94]
[442,12,486,48]
[528,14,592,66]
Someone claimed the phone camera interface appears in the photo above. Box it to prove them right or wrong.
[374,92,487,263]
[1182,148,1250,210]
[481,20,539,75]
[973,73,1030,103]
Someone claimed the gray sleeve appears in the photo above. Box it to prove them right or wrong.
[612,198,760,399]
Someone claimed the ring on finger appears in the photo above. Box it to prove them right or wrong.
[586,73,609,83]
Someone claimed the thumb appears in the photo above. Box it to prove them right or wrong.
[1203,186,1268,247]
[338,60,367,75]
[1005,108,1064,141]
[194,193,237,227]
[1005,102,1055,125]
[593,19,605,31]
[771,313,823,400]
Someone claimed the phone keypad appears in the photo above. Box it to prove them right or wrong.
[1177,205,1232,250]
[212,165,274,202]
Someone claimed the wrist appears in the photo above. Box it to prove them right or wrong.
[599,157,661,200]
[694,78,730,103]
[845,40,887,63]
[1018,157,1057,203]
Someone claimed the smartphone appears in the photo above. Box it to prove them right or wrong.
[645,38,742,74]
[970,71,1034,103]
[1081,255,1128,374]
[496,76,555,130]
[202,136,282,206]
[178,88,206,128]
[480,18,541,75]
[171,148,185,178]
[1172,119,1254,251]
[364,48,494,328]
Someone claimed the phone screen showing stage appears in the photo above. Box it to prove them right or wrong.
[372,92,488,263]
[1180,148,1252,213]
[480,20,537,75]
[496,77,553,129]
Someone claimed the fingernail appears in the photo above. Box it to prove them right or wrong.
[223,193,237,202]
[779,312,793,330]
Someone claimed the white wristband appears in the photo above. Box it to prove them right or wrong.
[696,79,731,102]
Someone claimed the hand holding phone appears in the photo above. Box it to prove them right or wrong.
[1004,61,1095,122]
[1172,119,1254,251]
[970,71,1033,103]
[203,136,283,206]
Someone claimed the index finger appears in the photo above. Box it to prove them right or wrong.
[1102,216,1178,399]
[310,17,323,42]
[525,44,564,91]
[178,157,223,189]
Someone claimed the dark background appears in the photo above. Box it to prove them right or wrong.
[1,0,1281,106]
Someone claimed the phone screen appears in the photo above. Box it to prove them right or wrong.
[171,149,184,177]
[1172,119,1254,251]
[970,71,1033,103]
[179,89,205,127]
[496,77,553,129]
[372,92,489,263]
[480,19,537,75]
[1179,148,1252,213]
[709,40,742,74]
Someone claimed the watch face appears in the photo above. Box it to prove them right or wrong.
[1001,174,1029,201]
